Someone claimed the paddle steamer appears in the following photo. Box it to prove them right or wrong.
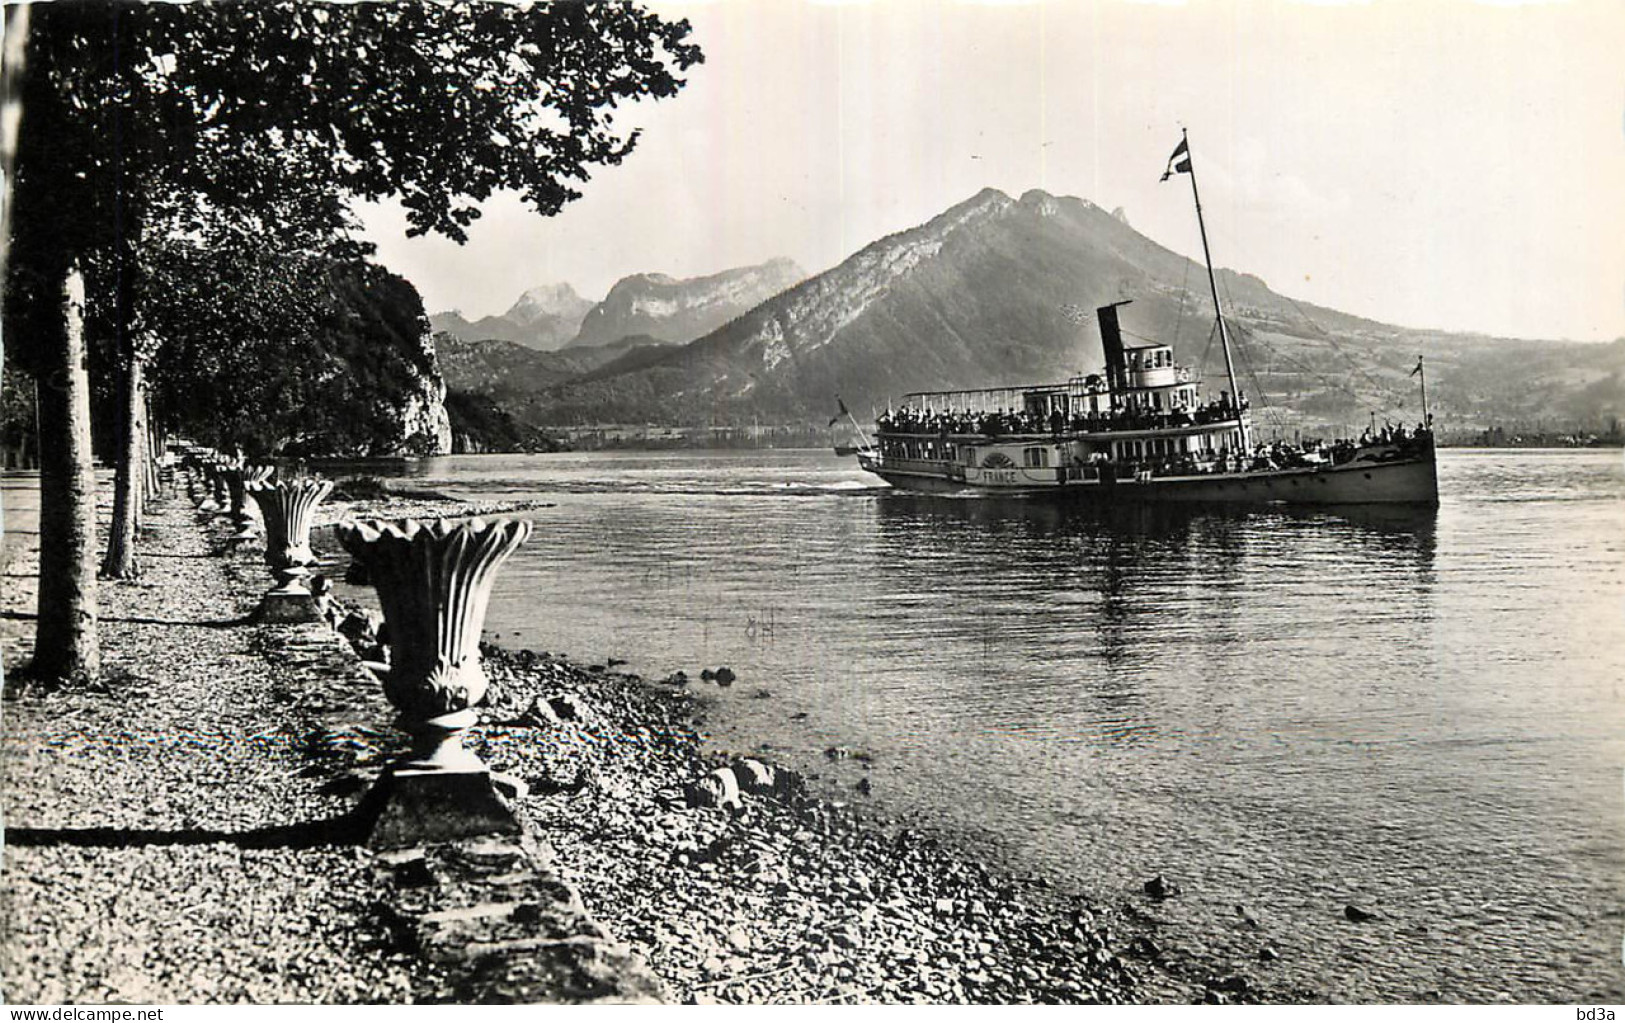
[856,132,1438,506]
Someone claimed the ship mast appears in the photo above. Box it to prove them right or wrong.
[1416,355,1431,428]
[1178,129,1245,430]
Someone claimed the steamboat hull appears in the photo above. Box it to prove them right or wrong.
[860,449,1438,506]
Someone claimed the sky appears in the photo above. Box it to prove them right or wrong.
[359,0,1625,343]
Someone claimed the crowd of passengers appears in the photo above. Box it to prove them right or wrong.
[878,418,1431,480]
[1107,422,1430,477]
[875,395,1250,438]
[1108,438,1345,479]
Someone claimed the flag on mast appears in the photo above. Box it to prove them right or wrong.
[828,396,850,428]
[1409,356,1424,378]
[1159,137,1191,182]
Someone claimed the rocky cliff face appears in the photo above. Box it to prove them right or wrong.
[569,258,806,349]
[381,331,452,456]
[689,189,1020,395]
[430,282,595,351]
[391,372,453,456]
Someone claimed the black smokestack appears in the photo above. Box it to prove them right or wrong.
[1097,301,1132,395]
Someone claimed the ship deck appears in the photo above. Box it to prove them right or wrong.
[860,445,1439,506]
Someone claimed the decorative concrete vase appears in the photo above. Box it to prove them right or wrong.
[183,453,201,504]
[336,516,531,772]
[187,469,208,508]
[246,477,333,597]
[195,457,224,512]
[225,465,274,543]
[338,517,532,847]
[207,460,232,517]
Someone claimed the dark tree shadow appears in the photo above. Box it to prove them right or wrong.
[5,812,369,850]
[100,614,249,629]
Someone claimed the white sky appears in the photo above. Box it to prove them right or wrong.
[360,0,1625,343]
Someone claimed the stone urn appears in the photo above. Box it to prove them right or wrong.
[337,516,531,846]
[245,477,333,621]
[187,468,207,508]
[337,517,531,770]
[207,458,233,517]
[224,464,274,544]
[194,456,225,513]
[183,452,202,505]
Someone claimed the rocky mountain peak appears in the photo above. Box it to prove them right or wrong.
[430,281,595,351]
[609,273,680,294]
[506,282,591,325]
[569,258,808,348]
[686,187,1020,381]
[1019,189,1061,217]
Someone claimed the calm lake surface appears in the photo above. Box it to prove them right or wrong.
[350,448,1624,1002]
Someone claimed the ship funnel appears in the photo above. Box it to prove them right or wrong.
[1097,300,1132,395]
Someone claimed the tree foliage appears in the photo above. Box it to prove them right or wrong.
[148,247,444,458]
[4,0,703,679]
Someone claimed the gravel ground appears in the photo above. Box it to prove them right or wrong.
[1,493,415,1003]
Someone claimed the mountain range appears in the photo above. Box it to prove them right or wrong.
[430,257,806,353]
[429,283,594,351]
[438,188,1623,437]
[567,258,806,349]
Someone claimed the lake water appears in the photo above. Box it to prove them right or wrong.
[347,448,1625,1002]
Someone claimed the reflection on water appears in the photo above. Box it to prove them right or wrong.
[331,449,1622,1002]
[857,495,1437,755]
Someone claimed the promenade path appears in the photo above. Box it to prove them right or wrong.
[0,479,658,1004]
[1,480,420,1002]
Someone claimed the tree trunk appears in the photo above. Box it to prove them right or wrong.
[144,394,161,507]
[0,5,28,285]
[100,352,144,579]
[133,406,146,530]
[131,383,143,527]
[131,375,147,528]
[34,265,100,681]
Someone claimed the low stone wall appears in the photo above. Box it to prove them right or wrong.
[225,505,669,1004]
